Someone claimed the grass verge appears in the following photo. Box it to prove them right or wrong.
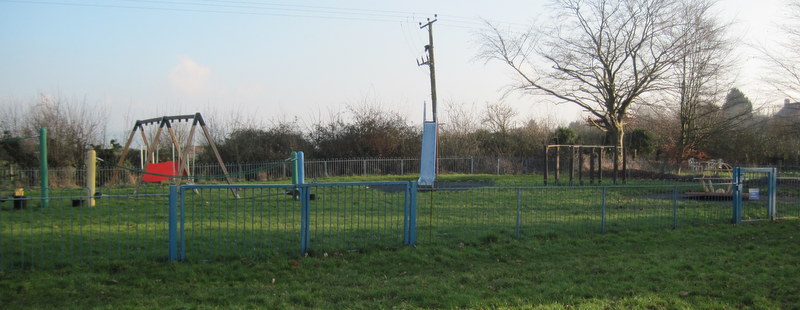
[1,220,798,309]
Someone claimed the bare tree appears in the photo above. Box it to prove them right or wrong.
[0,98,26,137]
[670,0,736,164]
[480,0,687,165]
[439,101,481,156]
[25,94,107,167]
[442,101,480,135]
[482,102,518,134]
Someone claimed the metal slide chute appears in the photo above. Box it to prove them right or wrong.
[418,121,437,186]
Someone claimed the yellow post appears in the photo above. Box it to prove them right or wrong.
[86,149,96,207]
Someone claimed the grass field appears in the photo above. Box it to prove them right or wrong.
[1,174,798,308]
[1,220,798,309]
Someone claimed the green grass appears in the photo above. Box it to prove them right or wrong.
[1,220,799,309]
[0,174,798,308]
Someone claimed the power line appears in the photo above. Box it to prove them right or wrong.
[0,0,416,23]
[123,0,427,20]
[1,0,532,31]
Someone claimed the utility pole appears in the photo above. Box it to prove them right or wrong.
[418,15,438,122]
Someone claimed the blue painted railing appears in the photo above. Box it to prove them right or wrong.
[2,175,798,269]
[173,181,417,262]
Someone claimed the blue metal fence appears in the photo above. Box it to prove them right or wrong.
[0,186,170,269]
[173,182,417,262]
[413,184,735,246]
[2,176,799,269]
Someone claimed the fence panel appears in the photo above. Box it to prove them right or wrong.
[0,185,170,269]
[522,187,603,237]
[305,182,412,253]
[605,186,675,232]
[178,182,413,261]
[777,177,800,219]
[416,186,519,246]
[417,184,736,248]
[179,185,301,262]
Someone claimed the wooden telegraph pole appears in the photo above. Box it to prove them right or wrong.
[418,15,438,122]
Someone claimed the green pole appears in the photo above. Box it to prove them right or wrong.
[39,128,48,208]
[291,152,298,201]
[291,152,298,185]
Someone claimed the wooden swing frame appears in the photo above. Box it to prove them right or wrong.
[109,113,237,195]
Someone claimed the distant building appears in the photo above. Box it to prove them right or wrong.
[775,99,800,120]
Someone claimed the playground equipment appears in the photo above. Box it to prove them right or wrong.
[418,121,437,186]
[697,159,733,193]
[110,113,236,195]
[544,144,627,185]
[684,159,738,199]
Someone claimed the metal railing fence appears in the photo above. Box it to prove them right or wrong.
[1,178,798,269]
[414,184,734,246]
[0,185,170,269]
[174,182,416,262]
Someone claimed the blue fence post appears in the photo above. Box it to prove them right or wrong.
[769,167,777,220]
[180,185,186,261]
[403,182,410,245]
[297,151,305,184]
[600,187,607,233]
[515,188,522,239]
[168,185,178,261]
[300,185,310,254]
[732,167,741,224]
[410,182,418,246]
[672,185,678,229]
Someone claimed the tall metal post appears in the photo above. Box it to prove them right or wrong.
[732,167,742,224]
[515,188,522,239]
[300,185,311,254]
[769,167,777,220]
[601,187,607,233]
[672,185,678,229]
[409,181,418,246]
[297,151,305,185]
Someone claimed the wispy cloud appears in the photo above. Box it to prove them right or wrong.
[169,57,211,94]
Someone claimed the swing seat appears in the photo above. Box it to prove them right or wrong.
[142,161,184,183]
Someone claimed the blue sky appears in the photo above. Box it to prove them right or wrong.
[0,0,788,141]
